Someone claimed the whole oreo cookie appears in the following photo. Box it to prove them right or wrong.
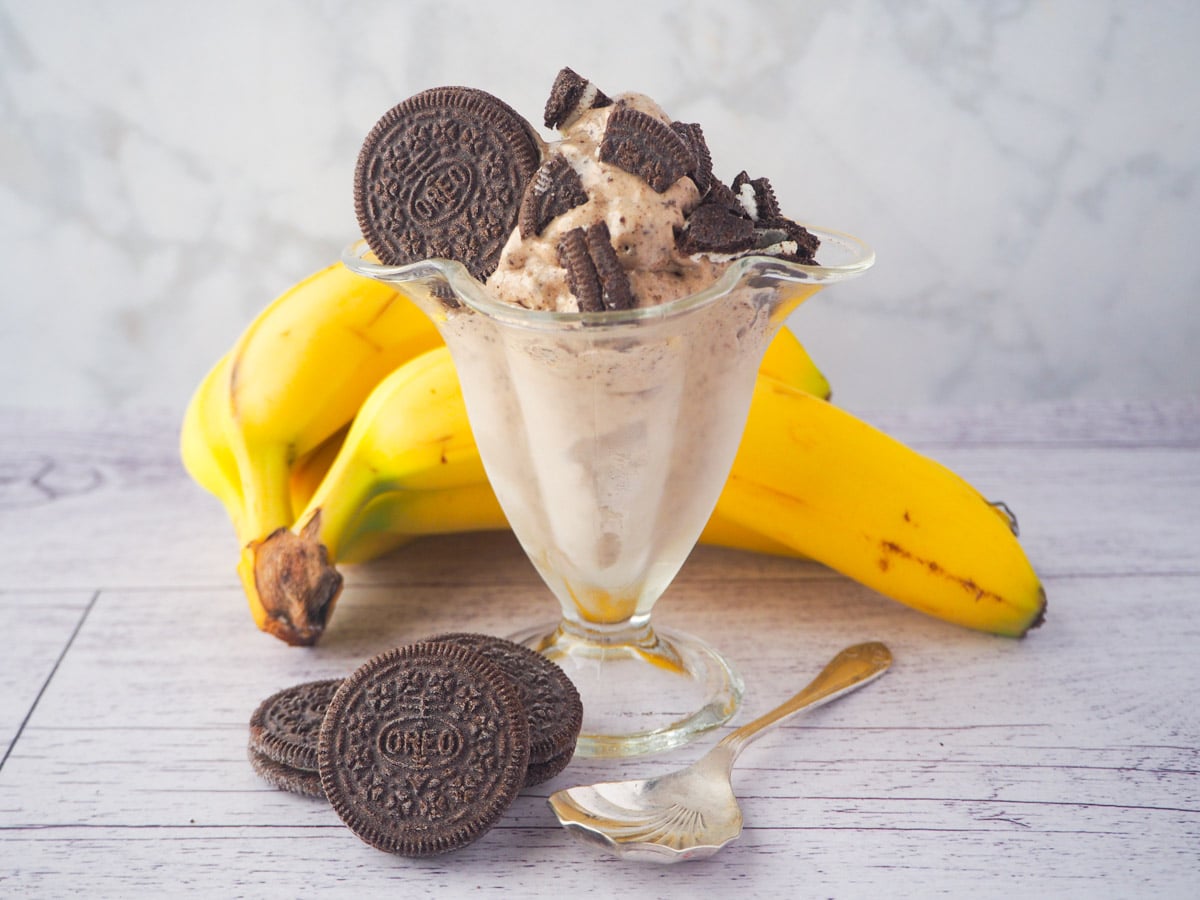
[354,86,543,282]
[434,633,583,785]
[318,641,530,857]
[249,678,343,773]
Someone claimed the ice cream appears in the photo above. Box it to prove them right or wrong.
[485,69,818,312]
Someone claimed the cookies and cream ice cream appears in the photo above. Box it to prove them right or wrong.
[486,94,721,311]
[351,70,834,629]
[485,70,818,312]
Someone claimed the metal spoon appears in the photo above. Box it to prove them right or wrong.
[548,641,893,863]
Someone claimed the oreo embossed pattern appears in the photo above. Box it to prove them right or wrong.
[318,641,531,856]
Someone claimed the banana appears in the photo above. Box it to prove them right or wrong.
[758,327,831,400]
[180,352,243,534]
[248,344,1043,643]
[179,262,443,643]
[243,345,481,642]
[717,378,1045,636]
[280,327,830,565]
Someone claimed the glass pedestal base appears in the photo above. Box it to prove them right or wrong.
[508,620,744,758]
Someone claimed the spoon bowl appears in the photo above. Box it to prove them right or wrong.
[548,641,893,862]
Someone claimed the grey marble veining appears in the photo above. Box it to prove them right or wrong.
[2,0,1197,412]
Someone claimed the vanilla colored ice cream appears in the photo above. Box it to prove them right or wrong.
[483,68,819,314]
[486,94,725,311]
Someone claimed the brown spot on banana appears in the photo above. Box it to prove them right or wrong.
[362,291,399,328]
[346,325,385,353]
[879,540,1005,606]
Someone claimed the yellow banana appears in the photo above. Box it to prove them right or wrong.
[718,377,1045,636]
[180,352,243,533]
[179,262,443,643]
[243,345,481,641]
[224,264,442,531]
[250,343,1042,643]
[296,437,795,565]
[759,327,831,400]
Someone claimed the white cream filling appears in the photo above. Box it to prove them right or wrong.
[559,82,601,132]
[736,182,759,220]
[692,240,800,264]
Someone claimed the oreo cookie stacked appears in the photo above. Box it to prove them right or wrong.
[248,678,343,798]
[247,634,582,857]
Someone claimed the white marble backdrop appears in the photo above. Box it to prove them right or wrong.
[2,0,1197,412]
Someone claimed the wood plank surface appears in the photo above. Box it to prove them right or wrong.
[0,401,1197,898]
[0,591,95,764]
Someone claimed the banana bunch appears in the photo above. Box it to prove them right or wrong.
[182,264,1045,645]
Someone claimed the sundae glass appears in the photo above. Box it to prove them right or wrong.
[343,234,872,756]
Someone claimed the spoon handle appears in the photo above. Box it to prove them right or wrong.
[716,641,892,760]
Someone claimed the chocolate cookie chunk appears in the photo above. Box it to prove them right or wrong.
[585,221,634,311]
[318,642,530,857]
[677,202,757,256]
[544,67,612,130]
[249,678,343,773]
[670,121,715,196]
[434,633,583,786]
[558,223,635,312]
[248,747,325,799]
[727,172,820,262]
[518,155,588,238]
[354,86,542,281]
[731,170,782,221]
[600,105,697,193]
[764,216,821,263]
[557,227,604,312]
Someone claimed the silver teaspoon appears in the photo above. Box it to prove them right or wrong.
[548,641,893,863]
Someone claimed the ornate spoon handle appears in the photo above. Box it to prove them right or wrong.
[716,641,892,760]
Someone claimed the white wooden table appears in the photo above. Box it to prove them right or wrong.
[1,400,1197,898]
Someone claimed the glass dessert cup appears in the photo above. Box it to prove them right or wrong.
[344,228,873,757]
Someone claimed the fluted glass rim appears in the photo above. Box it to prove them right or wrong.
[342,224,873,331]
